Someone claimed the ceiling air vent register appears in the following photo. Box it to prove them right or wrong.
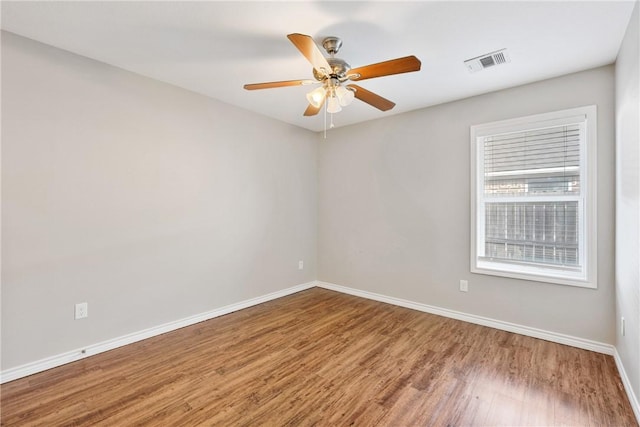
[464,49,510,73]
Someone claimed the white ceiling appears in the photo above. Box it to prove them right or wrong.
[1,1,636,132]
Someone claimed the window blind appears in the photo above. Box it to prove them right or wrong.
[481,124,582,270]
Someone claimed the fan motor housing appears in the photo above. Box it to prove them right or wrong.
[313,57,351,81]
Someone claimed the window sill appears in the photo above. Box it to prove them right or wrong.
[471,262,596,289]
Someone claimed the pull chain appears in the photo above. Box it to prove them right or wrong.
[323,98,327,139]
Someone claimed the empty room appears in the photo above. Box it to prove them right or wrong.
[1,1,639,425]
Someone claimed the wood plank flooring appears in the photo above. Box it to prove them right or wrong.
[1,288,637,426]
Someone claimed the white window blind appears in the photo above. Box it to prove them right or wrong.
[470,106,597,288]
[483,124,581,269]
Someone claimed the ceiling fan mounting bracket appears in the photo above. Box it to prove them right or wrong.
[322,36,343,55]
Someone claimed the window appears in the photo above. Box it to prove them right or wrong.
[470,106,597,288]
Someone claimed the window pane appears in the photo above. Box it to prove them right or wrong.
[484,201,579,268]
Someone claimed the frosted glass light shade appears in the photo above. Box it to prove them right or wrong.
[335,86,355,106]
[327,96,342,113]
[306,86,326,108]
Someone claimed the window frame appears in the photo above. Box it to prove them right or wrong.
[470,106,597,288]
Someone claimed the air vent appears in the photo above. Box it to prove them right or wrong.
[464,49,510,73]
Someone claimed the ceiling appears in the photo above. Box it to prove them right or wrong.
[1,1,636,132]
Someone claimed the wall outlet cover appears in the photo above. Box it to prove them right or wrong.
[75,302,88,319]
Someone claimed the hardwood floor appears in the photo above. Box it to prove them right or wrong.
[1,288,637,426]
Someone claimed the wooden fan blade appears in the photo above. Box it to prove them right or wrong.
[348,56,421,81]
[347,84,395,111]
[303,98,325,116]
[287,33,332,76]
[244,79,315,90]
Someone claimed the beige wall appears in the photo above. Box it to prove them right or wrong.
[615,0,640,406]
[318,65,616,343]
[1,32,318,370]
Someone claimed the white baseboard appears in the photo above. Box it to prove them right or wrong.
[614,348,640,423]
[0,281,316,384]
[316,281,614,355]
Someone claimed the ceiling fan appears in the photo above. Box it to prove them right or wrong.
[244,33,421,116]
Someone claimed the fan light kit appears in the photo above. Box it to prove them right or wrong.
[244,33,422,125]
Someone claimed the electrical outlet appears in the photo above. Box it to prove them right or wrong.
[75,302,88,320]
[459,280,469,292]
[298,260,304,270]
[621,317,625,336]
